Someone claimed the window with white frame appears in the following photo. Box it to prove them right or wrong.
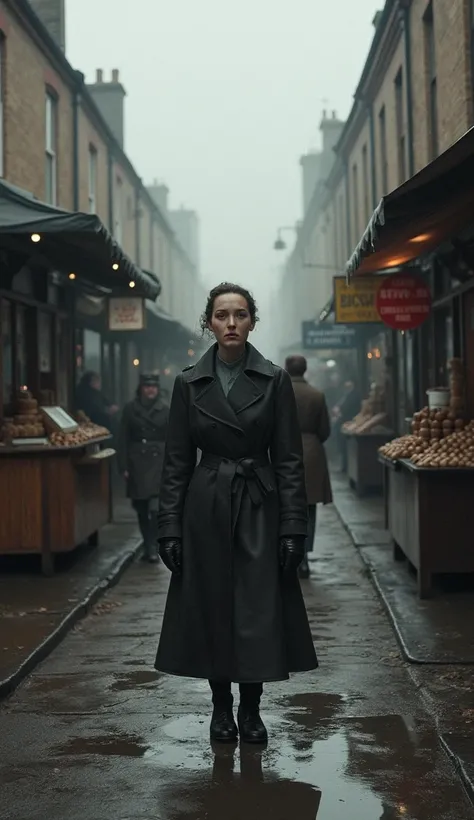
[114,177,123,243]
[88,145,97,213]
[0,37,4,178]
[45,92,57,204]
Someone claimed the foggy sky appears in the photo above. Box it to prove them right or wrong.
[66,0,379,350]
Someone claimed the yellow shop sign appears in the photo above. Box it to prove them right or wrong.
[334,276,385,324]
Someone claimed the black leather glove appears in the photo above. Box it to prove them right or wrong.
[279,537,305,574]
[158,538,182,575]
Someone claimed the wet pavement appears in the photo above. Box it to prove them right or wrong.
[0,496,140,695]
[332,473,474,664]
[1,505,473,819]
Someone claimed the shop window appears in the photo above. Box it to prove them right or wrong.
[83,329,102,375]
[362,144,370,223]
[424,2,439,159]
[378,105,388,196]
[0,35,4,178]
[351,163,359,243]
[45,92,57,205]
[88,145,97,214]
[1,300,13,410]
[395,68,407,183]
[114,177,123,243]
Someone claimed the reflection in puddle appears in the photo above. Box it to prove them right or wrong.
[50,710,470,818]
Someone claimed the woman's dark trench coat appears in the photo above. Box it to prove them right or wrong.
[155,343,318,683]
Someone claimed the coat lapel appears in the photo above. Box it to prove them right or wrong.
[227,343,275,414]
[187,343,275,428]
[188,345,243,432]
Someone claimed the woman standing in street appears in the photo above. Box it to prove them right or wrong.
[156,283,317,745]
[118,374,169,563]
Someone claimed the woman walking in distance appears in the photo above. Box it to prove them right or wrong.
[156,283,317,745]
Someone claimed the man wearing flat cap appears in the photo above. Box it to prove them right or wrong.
[118,373,169,563]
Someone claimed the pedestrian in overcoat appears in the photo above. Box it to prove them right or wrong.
[118,373,169,563]
[285,355,332,579]
[156,283,318,746]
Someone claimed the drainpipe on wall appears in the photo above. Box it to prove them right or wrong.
[134,187,140,266]
[368,103,378,209]
[107,148,114,233]
[344,160,351,268]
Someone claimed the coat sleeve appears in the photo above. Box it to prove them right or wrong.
[317,395,331,444]
[158,374,197,539]
[117,404,130,474]
[270,368,308,538]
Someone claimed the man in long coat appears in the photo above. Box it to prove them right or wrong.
[118,373,169,563]
[285,355,332,578]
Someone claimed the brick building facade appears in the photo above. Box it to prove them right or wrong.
[0,0,204,339]
[278,0,474,358]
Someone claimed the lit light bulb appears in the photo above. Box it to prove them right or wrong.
[112,262,119,271]
[132,358,140,367]
[31,233,41,243]
[129,281,136,288]
[68,272,76,280]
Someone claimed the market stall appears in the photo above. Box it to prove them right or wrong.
[0,391,114,574]
[342,382,393,495]
[378,360,474,597]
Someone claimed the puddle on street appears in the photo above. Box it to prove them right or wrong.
[50,710,470,818]
[109,670,162,691]
[56,732,149,757]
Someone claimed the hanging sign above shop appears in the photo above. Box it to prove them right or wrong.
[375,272,431,331]
[334,276,387,324]
[108,297,145,331]
[302,321,357,350]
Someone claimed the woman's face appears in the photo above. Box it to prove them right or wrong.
[208,293,254,351]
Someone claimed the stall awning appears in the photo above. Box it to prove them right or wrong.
[346,127,474,276]
[0,179,160,299]
[145,301,201,350]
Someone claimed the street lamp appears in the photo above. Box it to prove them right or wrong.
[273,226,297,251]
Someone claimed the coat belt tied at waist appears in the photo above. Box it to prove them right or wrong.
[199,453,275,540]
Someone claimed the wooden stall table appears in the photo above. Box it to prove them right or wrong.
[343,429,393,496]
[379,454,474,598]
[0,436,114,575]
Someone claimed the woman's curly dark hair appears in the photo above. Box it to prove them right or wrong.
[199,282,259,335]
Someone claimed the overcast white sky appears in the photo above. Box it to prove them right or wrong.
[66,0,379,330]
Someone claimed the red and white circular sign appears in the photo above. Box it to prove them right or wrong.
[376,273,431,331]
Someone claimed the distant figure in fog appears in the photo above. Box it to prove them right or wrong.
[155,282,317,747]
[118,374,169,564]
[332,378,361,471]
[75,371,119,431]
[285,355,332,578]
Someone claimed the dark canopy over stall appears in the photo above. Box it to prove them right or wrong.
[346,127,474,277]
[0,179,160,299]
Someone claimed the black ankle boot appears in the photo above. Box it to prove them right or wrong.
[209,681,238,743]
[238,683,267,744]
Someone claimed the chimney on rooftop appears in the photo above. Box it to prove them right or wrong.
[29,0,66,51]
[87,69,127,148]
